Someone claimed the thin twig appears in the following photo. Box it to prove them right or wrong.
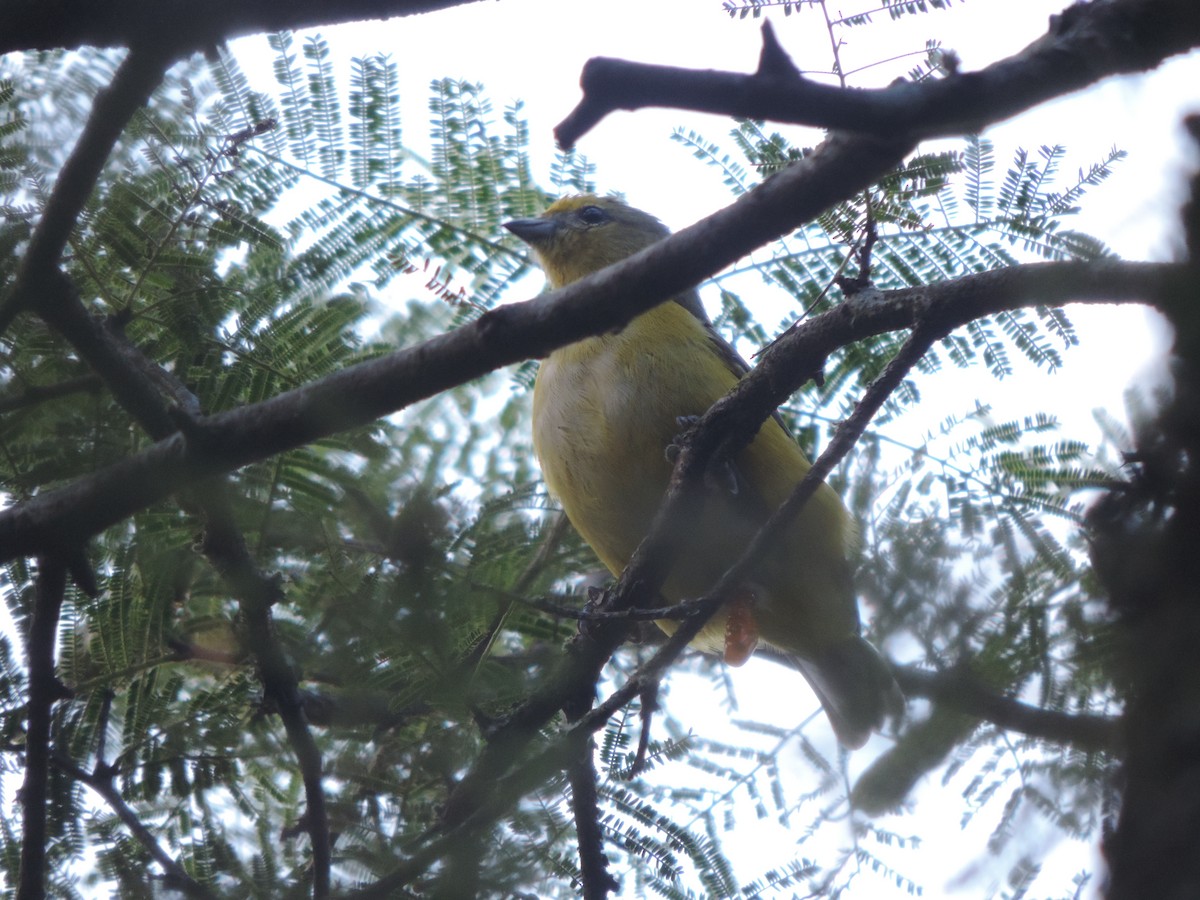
[52,754,218,899]
[34,269,335,900]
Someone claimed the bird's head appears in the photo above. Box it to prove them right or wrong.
[504,195,669,289]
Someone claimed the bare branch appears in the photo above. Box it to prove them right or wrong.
[16,558,68,900]
[893,665,1121,752]
[0,0,485,55]
[570,738,619,900]
[555,0,1200,148]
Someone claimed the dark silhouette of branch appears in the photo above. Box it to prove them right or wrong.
[575,320,945,736]
[1100,114,1200,900]
[893,665,1121,752]
[346,252,1167,891]
[16,558,68,900]
[569,738,619,900]
[0,257,1178,566]
[0,0,484,55]
[51,755,218,899]
[0,127,913,561]
[200,506,333,898]
[0,375,100,414]
[555,0,1200,148]
[413,311,945,895]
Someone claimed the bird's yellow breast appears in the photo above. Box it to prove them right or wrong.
[532,300,857,655]
[532,303,720,567]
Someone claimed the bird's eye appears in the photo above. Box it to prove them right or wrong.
[578,205,609,226]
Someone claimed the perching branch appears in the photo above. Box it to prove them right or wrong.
[577,319,947,736]
[372,245,1176,887]
[416,312,948,894]
[555,0,1200,148]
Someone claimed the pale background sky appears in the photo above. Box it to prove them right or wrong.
[224,2,1200,895]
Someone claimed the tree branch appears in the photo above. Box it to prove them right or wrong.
[371,250,1176,885]
[555,0,1200,148]
[51,754,218,899]
[31,275,336,897]
[16,558,68,900]
[0,258,1176,565]
[200,506,333,898]
[428,314,946,886]
[574,319,947,737]
[0,0,484,55]
[0,128,913,561]
[569,738,618,900]
[893,665,1121,752]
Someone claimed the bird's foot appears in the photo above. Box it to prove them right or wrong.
[723,589,760,667]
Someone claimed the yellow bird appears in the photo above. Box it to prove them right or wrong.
[505,195,902,748]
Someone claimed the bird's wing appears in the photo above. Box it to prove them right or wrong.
[667,288,798,522]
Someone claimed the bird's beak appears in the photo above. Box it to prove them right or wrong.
[503,217,558,246]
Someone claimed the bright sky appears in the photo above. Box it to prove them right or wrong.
[226,2,1200,895]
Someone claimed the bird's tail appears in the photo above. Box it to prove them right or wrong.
[791,637,904,750]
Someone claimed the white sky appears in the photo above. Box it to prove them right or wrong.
[224,1,1197,896]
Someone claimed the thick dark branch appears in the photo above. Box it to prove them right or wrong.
[556,0,1200,148]
[569,739,618,900]
[1101,113,1200,900]
[893,665,1120,753]
[51,756,217,899]
[0,0,483,55]
[16,559,68,900]
[0,129,913,562]
[0,260,1178,564]
[0,44,174,335]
